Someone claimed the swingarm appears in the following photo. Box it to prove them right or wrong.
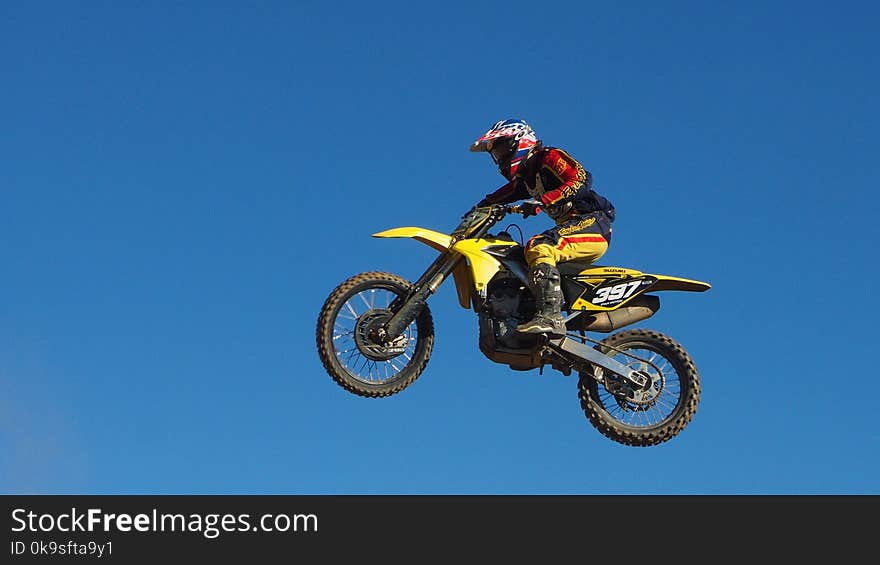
[550,337,649,388]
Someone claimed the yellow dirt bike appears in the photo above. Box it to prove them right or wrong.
[316,203,711,446]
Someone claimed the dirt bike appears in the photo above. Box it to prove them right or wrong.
[316,203,711,446]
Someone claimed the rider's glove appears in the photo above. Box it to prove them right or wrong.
[520,201,542,218]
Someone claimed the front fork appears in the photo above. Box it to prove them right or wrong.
[376,251,463,341]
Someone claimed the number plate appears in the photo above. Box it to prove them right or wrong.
[588,276,657,307]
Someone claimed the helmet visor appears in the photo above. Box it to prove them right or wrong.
[489,139,513,164]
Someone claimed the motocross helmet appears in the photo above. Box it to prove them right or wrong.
[470,118,540,179]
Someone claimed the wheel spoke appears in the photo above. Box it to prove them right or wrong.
[329,284,420,385]
[333,328,354,340]
[595,342,686,428]
[359,291,373,311]
[345,301,361,319]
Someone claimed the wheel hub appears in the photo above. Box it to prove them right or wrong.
[601,367,664,409]
[354,309,409,361]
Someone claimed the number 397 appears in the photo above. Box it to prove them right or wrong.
[592,280,642,304]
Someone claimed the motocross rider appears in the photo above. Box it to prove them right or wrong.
[470,118,615,338]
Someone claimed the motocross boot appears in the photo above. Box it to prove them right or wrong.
[516,264,567,338]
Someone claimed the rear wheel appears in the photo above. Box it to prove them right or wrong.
[578,328,700,446]
[316,271,434,397]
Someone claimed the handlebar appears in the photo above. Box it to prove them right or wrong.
[506,202,542,218]
[456,200,543,240]
[474,201,540,217]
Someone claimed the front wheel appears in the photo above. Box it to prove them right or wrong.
[578,328,701,446]
[316,271,435,398]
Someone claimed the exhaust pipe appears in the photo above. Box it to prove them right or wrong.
[578,294,660,332]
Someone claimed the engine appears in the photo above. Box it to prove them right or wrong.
[475,271,661,374]
[477,273,574,373]
[478,275,537,351]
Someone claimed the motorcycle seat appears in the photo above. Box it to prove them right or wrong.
[557,261,606,276]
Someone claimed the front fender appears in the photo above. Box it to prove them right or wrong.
[372,227,452,253]
[372,227,474,309]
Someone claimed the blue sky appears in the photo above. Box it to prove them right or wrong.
[2,1,877,494]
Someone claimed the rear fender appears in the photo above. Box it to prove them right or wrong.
[567,266,711,311]
[647,274,712,293]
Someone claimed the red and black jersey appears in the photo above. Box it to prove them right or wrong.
[481,147,615,223]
